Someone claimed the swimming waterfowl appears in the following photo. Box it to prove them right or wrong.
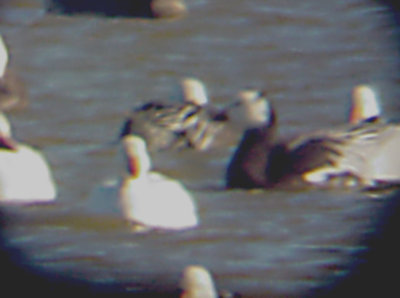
[119,82,274,152]
[0,35,27,111]
[226,95,400,190]
[180,265,218,298]
[118,77,231,151]
[119,77,208,150]
[0,113,57,202]
[118,135,199,230]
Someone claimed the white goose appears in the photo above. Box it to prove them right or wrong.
[0,113,57,202]
[118,135,199,230]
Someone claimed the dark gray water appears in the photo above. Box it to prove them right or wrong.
[0,0,399,296]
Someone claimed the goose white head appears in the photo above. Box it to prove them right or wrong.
[122,135,152,178]
[228,89,272,128]
[179,77,209,106]
[181,265,218,298]
[0,35,8,78]
[349,84,381,124]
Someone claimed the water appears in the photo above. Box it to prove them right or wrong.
[0,0,399,296]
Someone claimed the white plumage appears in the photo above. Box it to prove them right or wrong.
[0,113,57,202]
[118,135,198,230]
[349,84,381,124]
[180,265,218,298]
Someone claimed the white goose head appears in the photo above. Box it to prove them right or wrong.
[228,89,272,128]
[0,35,8,79]
[121,135,152,178]
[179,77,209,106]
[349,84,381,125]
[180,265,218,298]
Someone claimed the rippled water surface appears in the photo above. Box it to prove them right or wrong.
[1,0,400,296]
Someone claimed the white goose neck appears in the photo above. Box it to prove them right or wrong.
[122,135,152,177]
[0,35,8,78]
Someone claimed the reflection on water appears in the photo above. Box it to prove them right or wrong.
[0,0,400,296]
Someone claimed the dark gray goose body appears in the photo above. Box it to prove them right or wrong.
[226,97,400,190]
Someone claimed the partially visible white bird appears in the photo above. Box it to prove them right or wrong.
[118,135,199,230]
[180,265,218,298]
[0,113,57,203]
